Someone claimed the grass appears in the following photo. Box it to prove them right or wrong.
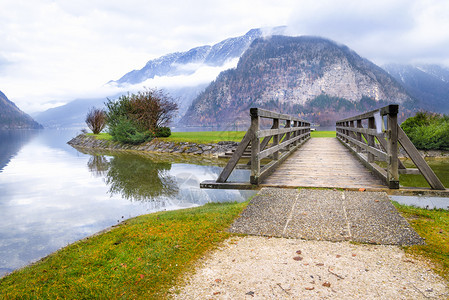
[0,201,248,299]
[88,130,337,144]
[160,131,245,143]
[393,202,449,281]
[310,130,336,138]
[86,132,114,141]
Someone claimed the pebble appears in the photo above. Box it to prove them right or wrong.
[172,236,449,299]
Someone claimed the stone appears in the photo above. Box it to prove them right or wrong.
[67,133,236,158]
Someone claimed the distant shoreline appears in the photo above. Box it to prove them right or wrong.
[67,134,238,157]
[68,133,449,159]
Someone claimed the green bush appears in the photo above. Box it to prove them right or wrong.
[401,111,449,150]
[156,126,171,137]
[109,117,152,144]
[104,89,177,144]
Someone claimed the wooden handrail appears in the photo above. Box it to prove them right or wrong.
[202,108,311,188]
[336,105,445,190]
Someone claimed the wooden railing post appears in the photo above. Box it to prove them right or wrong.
[285,119,291,150]
[273,118,280,160]
[349,120,355,148]
[293,121,298,146]
[250,109,260,185]
[356,119,362,152]
[367,117,375,163]
[386,105,399,189]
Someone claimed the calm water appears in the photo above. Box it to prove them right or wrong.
[400,159,449,188]
[0,130,254,277]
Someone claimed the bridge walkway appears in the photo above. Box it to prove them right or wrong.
[261,138,385,189]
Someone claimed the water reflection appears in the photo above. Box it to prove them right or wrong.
[400,159,449,188]
[83,150,253,206]
[0,130,38,172]
[87,155,109,177]
[105,154,179,202]
[0,131,254,278]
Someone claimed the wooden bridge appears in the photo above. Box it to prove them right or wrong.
[201,105,446,192]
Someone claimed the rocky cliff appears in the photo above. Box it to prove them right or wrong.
[181,36,415,126]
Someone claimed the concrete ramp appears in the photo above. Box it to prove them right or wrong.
[230,188,424,245]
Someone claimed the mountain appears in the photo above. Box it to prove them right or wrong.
[382,64,449,114]
[181,36,415,126]
[112,27,286,86]
[33,97,111,128]
[36,27,286,128]
[0,90,43,129]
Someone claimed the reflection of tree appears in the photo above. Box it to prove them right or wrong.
[104,154,178,202]
[87,155,109,177]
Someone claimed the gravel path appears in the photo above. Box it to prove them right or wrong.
[230,188,424,245]
[173,236,448,299]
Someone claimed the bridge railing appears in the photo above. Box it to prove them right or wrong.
[336,104,445,190]
[201,108,311,189]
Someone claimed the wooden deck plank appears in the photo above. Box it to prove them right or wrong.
[262,138,385,189]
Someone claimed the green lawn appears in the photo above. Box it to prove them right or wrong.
[0,202,248,299]
[393,202,449,281]
[88,130,336,144]
[160,131,245,143]
[87,132,113,141]
[310,130,336,138]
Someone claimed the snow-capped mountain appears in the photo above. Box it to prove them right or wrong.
[112,27,287,86]
[35,27,286,128]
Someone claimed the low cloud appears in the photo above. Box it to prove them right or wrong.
[105,58,239,96]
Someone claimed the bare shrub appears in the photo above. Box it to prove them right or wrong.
[85,107,107,134]
[128,89,178,131]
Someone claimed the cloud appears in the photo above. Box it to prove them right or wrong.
[287,0,449,65]
[0,55,12,73]
[105,58,240,97]
[1,0,449,113]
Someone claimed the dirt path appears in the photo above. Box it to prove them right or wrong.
[172,236,448,299]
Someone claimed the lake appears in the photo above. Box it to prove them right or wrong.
[0,130,254,277]
[1,130,448,278]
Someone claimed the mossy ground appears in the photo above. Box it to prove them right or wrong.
[0,202,248,299]
[393,202,449,281]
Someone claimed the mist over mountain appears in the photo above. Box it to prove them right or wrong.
[36,27,286,128]
[383,64,449,114]
[0,90,43,129]
[112,27,286,86]
[34,29,449,129]
[33,97,111,128]
[181,36,415,126]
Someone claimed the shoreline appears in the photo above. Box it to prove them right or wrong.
[67,134,238,157]
[68,133,449,159]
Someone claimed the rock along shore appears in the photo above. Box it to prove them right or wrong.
[67,134,238,157]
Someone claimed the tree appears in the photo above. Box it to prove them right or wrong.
[401,111,449,150]
[128,89,178,130]
[85,107,106,134]
[105,89,178,144]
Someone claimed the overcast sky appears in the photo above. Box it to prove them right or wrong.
[1,0,449,113]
